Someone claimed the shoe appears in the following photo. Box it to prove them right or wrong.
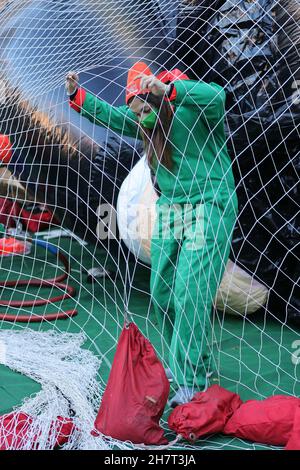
[165,368,174,382]
[169,386,195,408]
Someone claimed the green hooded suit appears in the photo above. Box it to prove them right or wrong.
[70,79,238,389]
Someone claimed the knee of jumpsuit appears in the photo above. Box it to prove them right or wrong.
[169,198,238,389]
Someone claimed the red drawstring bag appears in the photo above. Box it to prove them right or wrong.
[224,395,300,446]
[0,412,74,450]
[168,385,242,442]
[285,404,300,450]
[93,322,170,445]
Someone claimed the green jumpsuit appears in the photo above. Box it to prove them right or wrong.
[72,80,238,390]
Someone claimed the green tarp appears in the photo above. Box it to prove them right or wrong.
[0,238,299,449]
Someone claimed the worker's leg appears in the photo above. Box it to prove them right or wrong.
[169,197,237,390]
[150,203,182,355]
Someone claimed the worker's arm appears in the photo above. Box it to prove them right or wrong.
[169,80,226,122]
[69,88,140,139]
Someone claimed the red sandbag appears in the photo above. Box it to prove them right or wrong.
[20,206,54,233]
[285,404,300,450]
[224,395,300,446]
[0,135,12,164]
[168,385,242,442]
[48,416,75,448]
[0,198,20,228]
[0,412,30,450]
[0,412,74,450]
[93,322,169,445]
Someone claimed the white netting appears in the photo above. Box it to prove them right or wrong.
[0,0,299,450]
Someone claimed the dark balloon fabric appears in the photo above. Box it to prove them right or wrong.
[168,385,242,442]
[93,322,169,445]
[0,0,174,249]
[1,88,141,246]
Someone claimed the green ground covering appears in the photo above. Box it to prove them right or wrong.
[0,236,299,449]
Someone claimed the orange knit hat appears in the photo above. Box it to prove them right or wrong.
[125,61,153,104]
[0,135,12,164]
[156,68,190,83]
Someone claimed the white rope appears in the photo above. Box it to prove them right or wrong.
[0,0,299,451]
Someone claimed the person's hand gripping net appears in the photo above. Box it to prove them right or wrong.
[136,73,171,97]
[65,71,79,96]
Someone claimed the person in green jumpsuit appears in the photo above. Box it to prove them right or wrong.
[65,64,238,406]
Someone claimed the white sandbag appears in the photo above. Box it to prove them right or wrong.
[117,155,157,264]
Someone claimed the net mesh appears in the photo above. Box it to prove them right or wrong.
[0,0,299,450]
